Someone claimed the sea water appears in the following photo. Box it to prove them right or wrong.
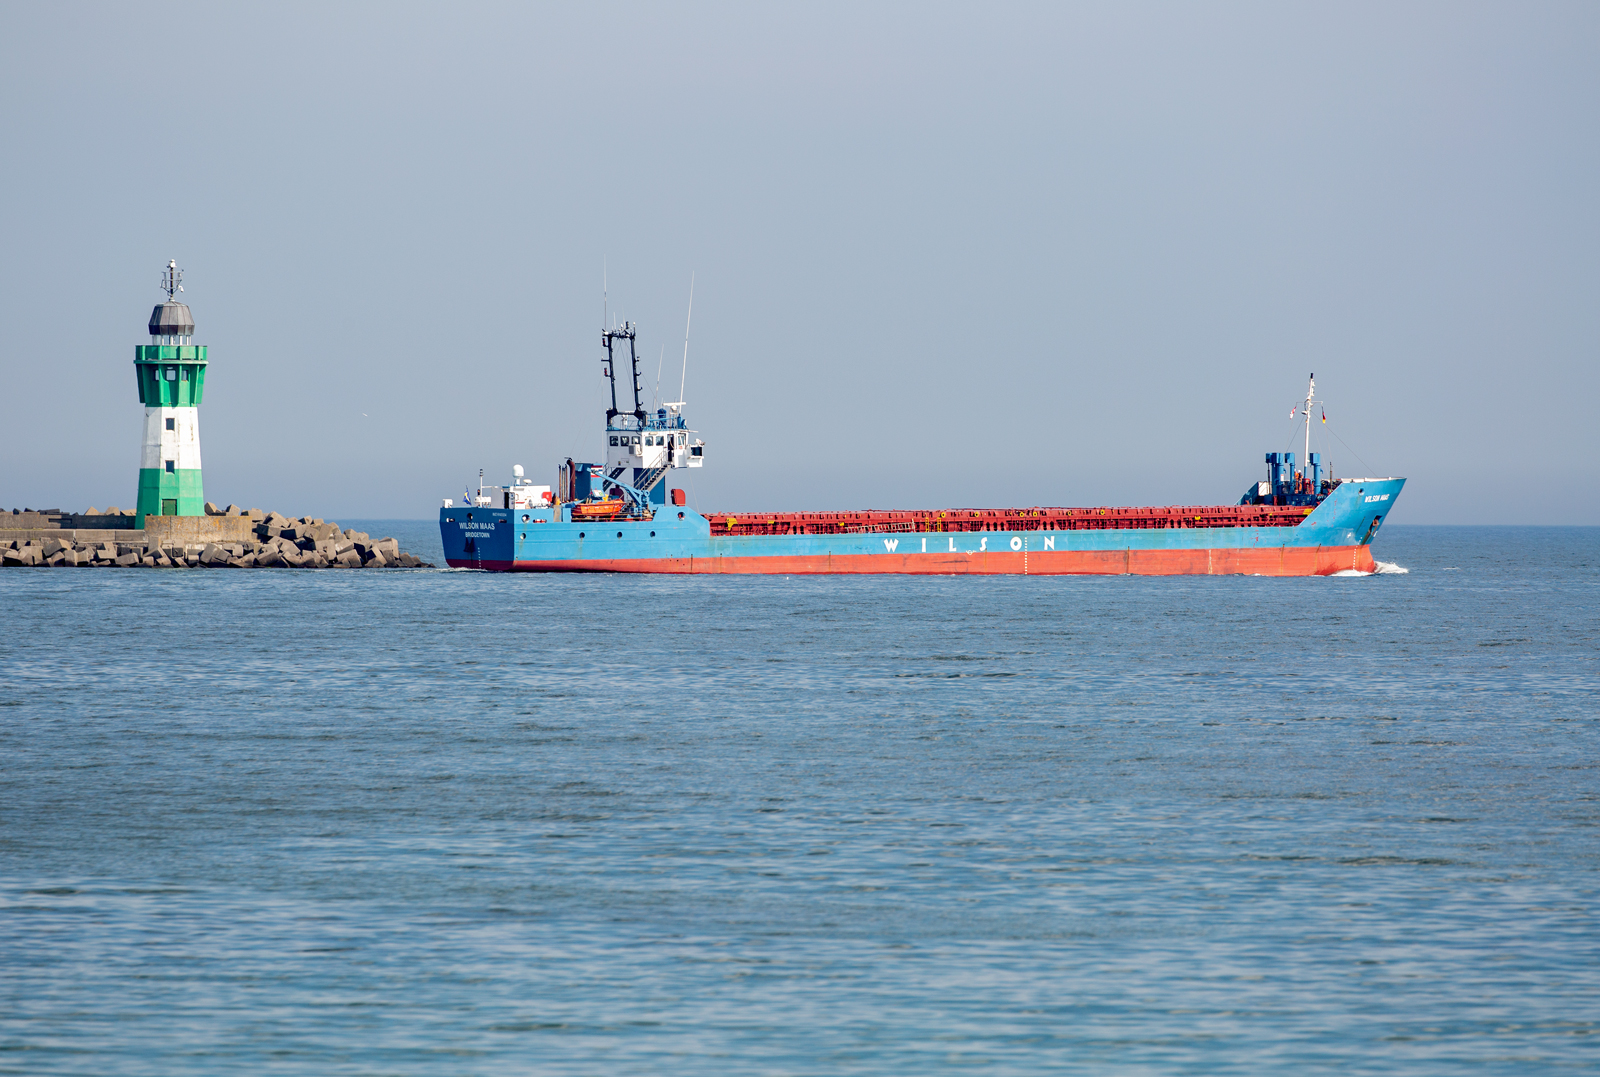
[1,525,1596,1075]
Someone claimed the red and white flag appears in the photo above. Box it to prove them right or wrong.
[1290,405,1298,418]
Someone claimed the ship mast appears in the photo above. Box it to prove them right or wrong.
[1304,372,1315,467]
[601,323,634,422]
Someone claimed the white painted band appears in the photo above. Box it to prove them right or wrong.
[140,407,202,470]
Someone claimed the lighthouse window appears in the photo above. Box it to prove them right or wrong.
[165,368,176,381]
[164,460,175,473]
[165,418,175,431]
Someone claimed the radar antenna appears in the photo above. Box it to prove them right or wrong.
[161,259,184,301]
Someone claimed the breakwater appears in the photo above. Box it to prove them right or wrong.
[1,504,432,568]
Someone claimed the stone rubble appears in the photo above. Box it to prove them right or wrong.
[1,506,434,570]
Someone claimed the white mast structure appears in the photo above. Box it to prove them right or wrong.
[1294,373,1320,492]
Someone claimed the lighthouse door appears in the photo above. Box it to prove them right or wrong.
[161,499,178,516]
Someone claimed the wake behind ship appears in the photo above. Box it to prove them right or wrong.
[441,321,1403,576]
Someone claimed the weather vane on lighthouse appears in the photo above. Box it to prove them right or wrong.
[161,259,184,302]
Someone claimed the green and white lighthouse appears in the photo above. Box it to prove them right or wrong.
[134,261,207,520]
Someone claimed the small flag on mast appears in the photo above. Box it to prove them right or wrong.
[1290,405,1298,419]
[1321,408,1327,424]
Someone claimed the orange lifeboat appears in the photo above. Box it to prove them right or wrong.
[571,500,629,519]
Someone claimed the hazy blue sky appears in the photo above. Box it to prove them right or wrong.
[3,3,1596,522]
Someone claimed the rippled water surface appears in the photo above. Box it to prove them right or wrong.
[2,524,1597,1075]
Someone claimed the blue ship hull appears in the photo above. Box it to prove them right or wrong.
[441,477,1404,575]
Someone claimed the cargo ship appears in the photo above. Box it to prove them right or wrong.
[441,322,1403,575]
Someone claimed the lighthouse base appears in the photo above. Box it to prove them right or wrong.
[135,467,204,520]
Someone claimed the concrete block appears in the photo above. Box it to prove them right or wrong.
[115,552,140,566]
[200,543,226,565]
[365,550,389,567]
[204,502,220,516]
[42,537,70,556]
[333,539,355,556]
[142,555,156,566]
[336,550,362,568]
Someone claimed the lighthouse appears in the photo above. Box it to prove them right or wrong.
[133,261,207,520]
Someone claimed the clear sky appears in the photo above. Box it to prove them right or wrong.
[2,3,1596,522]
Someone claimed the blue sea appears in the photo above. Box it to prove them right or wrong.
[1,525,1596,1075]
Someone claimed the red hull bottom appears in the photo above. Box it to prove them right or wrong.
[502,546,1378,576]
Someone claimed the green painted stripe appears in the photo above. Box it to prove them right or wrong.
[135,345,207,361]
[135,467,204,519]
[134,357,208,407]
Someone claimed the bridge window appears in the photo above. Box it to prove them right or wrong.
[609,436,618,446]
